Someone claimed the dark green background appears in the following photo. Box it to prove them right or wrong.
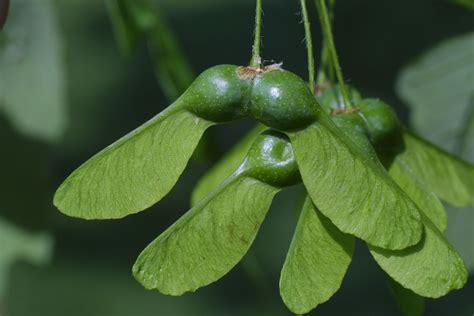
[1,0,473,315]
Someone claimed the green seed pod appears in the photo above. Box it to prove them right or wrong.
[357,98,403,156]
[243,130,301,188]
[316,84,363,114]
[248,69,318,131]
[184,64,250,123]
[331,112,374,155]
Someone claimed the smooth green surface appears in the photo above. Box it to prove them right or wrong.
[288,116,423,250]
[54,104,213,219]
[244,131,300,188]
[387,277,425,316]
[133,174,279,295]
[0,0,67,143]
[358,98,402,155]
[400,130,474,208]
[249,69,317,131]
[191,124,266,205]
[389,157,448,232]
[280,196,354,314]
[186,65,247,123]
[370,212,467,298]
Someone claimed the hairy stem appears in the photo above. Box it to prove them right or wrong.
[250,0,263,68]
[316,0,352,109]
[316,0,335,84]
[300,0,315,94]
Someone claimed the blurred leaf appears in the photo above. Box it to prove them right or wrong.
[105,0,141,55]
[370,212,467,298]
[280,196,354,314]
[397,32,474,155]
[0,218,53,298]
[0,0,67,143]
[389,154,448,232]
[452,0,474,10]
[191,124,266,205]
[287,116,423,250]
[54,105,213,219]
[133,174,279,295]
[399,130,474,208]
[387,277,424,316]
[106,0,194,101]
[397,33,474,271]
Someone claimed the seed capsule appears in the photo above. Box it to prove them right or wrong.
[243,130,301,188]
[185,65,250,123]
[248,69,318,131]
[331,111,374,156]
[316,84,363,114]
[357,99,403,160]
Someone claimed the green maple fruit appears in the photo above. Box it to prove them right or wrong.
[52,61,473,314]
[133,130,298,295]
[55,64,424,251]
[189,81,472,314]
[133,122,468,314]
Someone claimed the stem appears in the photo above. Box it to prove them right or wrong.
[250,0,263,68]
[315,0,334,84]
[300,0,315,94]
[316,0,353,109]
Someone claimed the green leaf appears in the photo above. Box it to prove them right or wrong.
[387,277,425,316]
[388,156,448,232]
[133,174,279,295]
[400,130,474,208]
[280,196,354,314]
[0,0,67,143]
[370,212,467,298]
[54,105,213,219]
[287,116,423,250]
[191,124,267,205]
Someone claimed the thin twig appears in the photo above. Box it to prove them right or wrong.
[316,0,353,109]
[250,0,263,68]
[300,0,315,94]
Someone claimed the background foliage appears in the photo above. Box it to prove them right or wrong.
[0,0,473,315]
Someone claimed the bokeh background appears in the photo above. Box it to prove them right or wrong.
[0,0,473,315]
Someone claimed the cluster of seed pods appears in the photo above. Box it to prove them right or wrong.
[55,64,472,314]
